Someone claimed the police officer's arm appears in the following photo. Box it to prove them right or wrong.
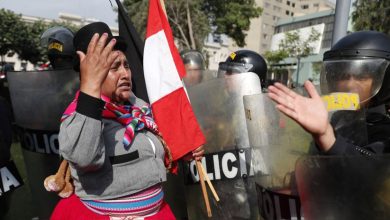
[268,81,336,152]
[77,33,119,99]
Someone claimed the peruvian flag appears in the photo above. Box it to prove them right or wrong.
[143,0,206,161]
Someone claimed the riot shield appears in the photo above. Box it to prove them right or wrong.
[295,155,390,220]
[183,73,262,219]
[201,69,217,83]
[7,69,79,219]
[245,93,313,220]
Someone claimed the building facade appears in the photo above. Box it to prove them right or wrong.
[204,0,334,71]
[269,10,336,86]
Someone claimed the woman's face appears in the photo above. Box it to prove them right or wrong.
[101,51,132,103]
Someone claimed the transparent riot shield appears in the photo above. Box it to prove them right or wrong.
[183,73,262,219]
[163,69,217,219]
[201,69,217,83]
[7,69,79,219]
[295,155,390,220]
[245,93,313,220]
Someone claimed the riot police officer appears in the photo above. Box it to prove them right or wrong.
[40,27,75,70]
[267,31,390,219]
[180,50,206,87]
[269,31,390,155]
[193,49,267,219]
[218,49,267,90]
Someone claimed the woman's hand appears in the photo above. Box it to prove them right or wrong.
[182,145,205,162]
[268,81,335,151]
[78,33,119,98]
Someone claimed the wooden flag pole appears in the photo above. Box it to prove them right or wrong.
[199,162,220,202]
[196,160,212,217]
[157,0,215,216]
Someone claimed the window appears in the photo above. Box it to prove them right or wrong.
[263,34,268,40]
[314,3,319,7]
[302,4,309,9]
[287,1,290,6]
[264,2,270,8]
[286,10,290,15]
[292,3,295,7]
[291,12,294,16]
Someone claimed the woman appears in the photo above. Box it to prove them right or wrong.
[51,22,203,220]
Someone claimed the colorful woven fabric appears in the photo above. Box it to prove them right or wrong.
[62,91,158,149]
[50,193,176,220]
[81,184,164,217]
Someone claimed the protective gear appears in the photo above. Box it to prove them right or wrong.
[180,50,205,70]
[218,50,267,88]
[321,31,390,106]
[184,73,263,219]
[40,27,75,69]
[180,50,206,87]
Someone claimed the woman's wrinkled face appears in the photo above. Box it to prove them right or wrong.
[101,51,132,103]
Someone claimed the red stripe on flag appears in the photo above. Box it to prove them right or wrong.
[146,0,186,79]
[152,88,206,160]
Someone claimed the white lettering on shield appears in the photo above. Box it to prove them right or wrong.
[0,167,21,193]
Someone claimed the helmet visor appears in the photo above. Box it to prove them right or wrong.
[320,59,389,104]
[217,62,253,77]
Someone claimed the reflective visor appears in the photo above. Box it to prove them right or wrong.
[217,62,253,77]
[320,59,389,104]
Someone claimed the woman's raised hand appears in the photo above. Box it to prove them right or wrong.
[78,33,119,98]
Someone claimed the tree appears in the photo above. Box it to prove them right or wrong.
[204,0,263,47]
[0,9,80,65]
[0,9,24,60]
[14,20,48,64]
[122,0,262,50]
[268,28,321,86]
[264,50,289,69]
[352,0,390,35]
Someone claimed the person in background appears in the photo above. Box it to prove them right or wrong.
[218,49,268,90]
[40,26,75,70]
[180,50,206,87]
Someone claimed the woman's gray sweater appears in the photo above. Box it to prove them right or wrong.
[59,92,167,200]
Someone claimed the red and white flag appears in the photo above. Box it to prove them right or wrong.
[143,0,205,161]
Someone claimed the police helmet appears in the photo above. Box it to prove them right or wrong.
[40,26,75,69]
[180,50,205,70]
[218,50,267,87]
[180,50,206,87]
[320,31,390,107]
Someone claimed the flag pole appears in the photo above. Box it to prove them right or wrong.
[157,0,217,216]
[196,160,212,217]
[199,161,220,202]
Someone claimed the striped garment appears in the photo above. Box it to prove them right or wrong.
[62,91,159,150]
[81,184,164,218]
